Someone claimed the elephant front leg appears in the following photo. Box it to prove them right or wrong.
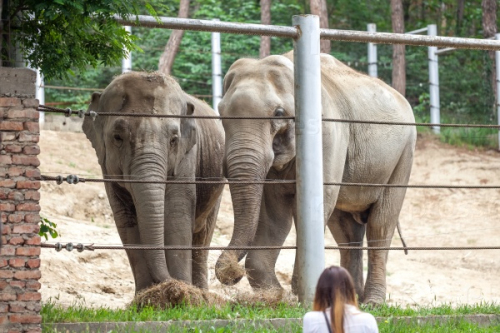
[245,185,294,290]
[164,183,196,285]
[328,209,366,301]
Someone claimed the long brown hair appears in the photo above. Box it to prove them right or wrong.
[312,266,358,333]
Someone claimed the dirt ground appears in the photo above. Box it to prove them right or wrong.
[38,126,500,309]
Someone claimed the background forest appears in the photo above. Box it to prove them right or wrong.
[45,0,500,147]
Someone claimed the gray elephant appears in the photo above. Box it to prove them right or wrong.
[83,72,225,293]
[215,51,416,305]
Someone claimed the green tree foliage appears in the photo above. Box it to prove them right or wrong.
[1,0,156,80]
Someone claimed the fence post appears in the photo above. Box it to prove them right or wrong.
[122,26,132,73]
[367,23,378,78]
[35,69,44,126]
[0,67,42,332]
[292,14,325,305]
[428,24,440,133]
[211,19,222,113]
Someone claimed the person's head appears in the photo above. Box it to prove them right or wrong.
[313,266,358,333]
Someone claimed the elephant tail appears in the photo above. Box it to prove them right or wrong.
[396,221,408,255]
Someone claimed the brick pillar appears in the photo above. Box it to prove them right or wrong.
[0,68,41,333]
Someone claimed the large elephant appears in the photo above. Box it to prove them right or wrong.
[215,51,416,304]
[83,72,225,293]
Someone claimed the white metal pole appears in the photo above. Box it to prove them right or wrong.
[35,69,45,125]
[211,19,222,113]
[428,24,440,133]
[293,14,325,305]
[367,23,378,78]
[122,26,132,73]
[496,34,500,150]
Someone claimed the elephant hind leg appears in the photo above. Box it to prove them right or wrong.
[328,209,366,301]
[192,196,222,290]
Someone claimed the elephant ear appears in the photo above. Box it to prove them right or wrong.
[180,101,197,154]
[82,92,106,168]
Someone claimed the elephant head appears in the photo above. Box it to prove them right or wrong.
[83,72,197,291]
[215,55,296,285]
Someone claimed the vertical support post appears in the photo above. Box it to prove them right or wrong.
[211,19,222,113]
[293,14,324,305]
[122,26,132,73]
[35,69,44,125]
[496,34,500,150]
[428,24,440,133]
[367,23,378,78]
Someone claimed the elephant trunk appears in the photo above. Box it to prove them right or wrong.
[130,157,170,285]
[215,133,272,285]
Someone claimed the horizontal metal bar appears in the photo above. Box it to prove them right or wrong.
[435,47,457,55]
[320,29,500,51]
[115,15,298,38]
[406,27,429,35]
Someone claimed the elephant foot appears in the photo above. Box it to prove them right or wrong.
[215,252,245,286]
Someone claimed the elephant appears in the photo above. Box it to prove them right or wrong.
[83,71,225,293]
[214,51,416,305]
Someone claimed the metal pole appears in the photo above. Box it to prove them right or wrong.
[496,34,500,150]
[211,19,222,113]
[293,14,325,305]
[122,26,132,73]
[367,23,378,77]
[428,24,440,133]
[35,69,44,125]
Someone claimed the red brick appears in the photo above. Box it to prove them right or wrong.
[26,281,41,290]
[8,191,24,201]
[0,188,8,200]
[0,155,12,166]
[15,247,41,256]
[1,236,6,245]
[9,259,26,268]
[17,133,39,143]
[23,146,40,155]
[0,292,17,301]
[0,98,21,107]
[0,122,23,131]
[0,281,8,290]
[23,99,39,108]
[8,214,24,223]
[17,292,41,301]
[0,303,7,312]
[24,169,40,178]
[4,144,22,153]
[7,109,26,119]
[13,270,41,280]
[0,259,8,268]
[16,181,40,190]
[24,214,40,223]
[0,271,14,279]
[0,132,16,142]
[12,225,39,234]
[7,166,23,177]
[0,246,16,255]
[9,314,41,324]
[26,259,40,269]
[9,281,25,289]
[0,214,6,223]
[15,203,41,212]
[24,236,41,246]
[11,155,39,166]
[9,303,26,312]
[0,203,15,211]
[25,329,42,333]
[0,314,7,324]
[24,191,40,201]
[0,179,15,188]
[8,237,24,245]
[24,122,39,133]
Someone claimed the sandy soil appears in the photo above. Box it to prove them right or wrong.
[38,128,500,309]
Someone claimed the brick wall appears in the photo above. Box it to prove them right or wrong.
[0,68,41,333]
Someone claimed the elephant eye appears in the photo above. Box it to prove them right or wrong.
[170,135,179,147]
[113,133,123,147]
[113,134,122,141]
[274,107,285,117]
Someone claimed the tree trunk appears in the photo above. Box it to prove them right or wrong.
[482,0,497,113]
[391,0,406,96]
[158,0,190,76]
[310,0,330,53]
[259,0,271,58]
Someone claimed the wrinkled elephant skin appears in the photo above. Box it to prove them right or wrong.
[83,72,224,293]
[215,52,416,305]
